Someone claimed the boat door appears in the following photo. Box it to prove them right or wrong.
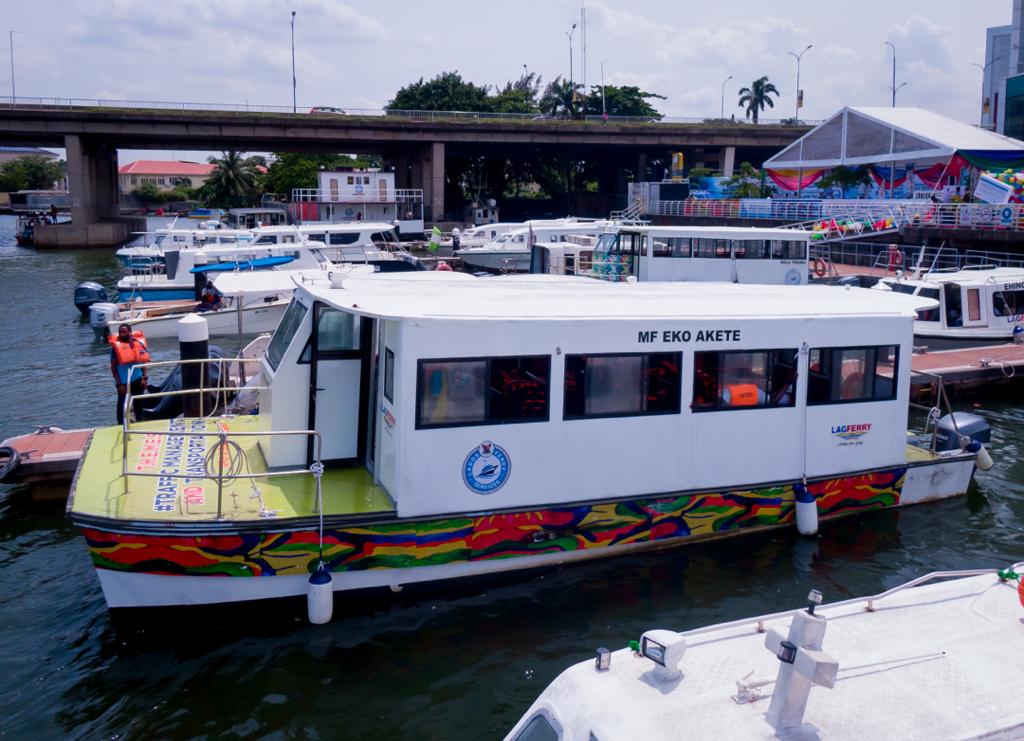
[962,286,986,328]
[306,304,373,465]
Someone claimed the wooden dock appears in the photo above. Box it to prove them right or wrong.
[909,343,1024,398]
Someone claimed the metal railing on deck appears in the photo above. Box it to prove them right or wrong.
[121,357,322,519]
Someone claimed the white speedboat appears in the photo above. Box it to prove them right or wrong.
[68,274,990,610]
[506,568,1024,741]
[876,266,1024,343]
[457,219,614,272]
[116,228,253,269]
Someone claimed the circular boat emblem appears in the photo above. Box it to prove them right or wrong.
[785,268,801,285]
[462,441,511,494]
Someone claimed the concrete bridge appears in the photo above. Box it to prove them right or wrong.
[0,101,811,243]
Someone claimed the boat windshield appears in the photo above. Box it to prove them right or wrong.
[595,233,618,255]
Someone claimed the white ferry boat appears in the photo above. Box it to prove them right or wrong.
[533,226,810,285]
[457,222,524,249]
[506,567,1024,741]
[457,220,615,272]
[876,266,1024,343]
[116,228,254,269]
[67,273,988,609]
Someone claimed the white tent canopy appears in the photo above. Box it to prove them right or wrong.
[764,106,1024,170]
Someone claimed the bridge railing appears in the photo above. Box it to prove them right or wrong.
[0,96,820,126]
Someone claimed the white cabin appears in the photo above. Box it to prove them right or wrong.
[259,273,931,520]
[877,266,1024,342]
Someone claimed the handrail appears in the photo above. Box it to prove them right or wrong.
[678,566,1021,641]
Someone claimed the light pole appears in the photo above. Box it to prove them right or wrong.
[9,30,21,100]
[788,44,812,121]
[290,11,297,113]
[601,60,607,120]
[974,57,1001,126]
[720,74,733,121]
[883,41,906,107]
[566,22,576,114]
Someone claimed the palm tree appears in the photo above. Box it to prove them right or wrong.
[203,151,262,206]
[737,77,780,123]
[538,77,580,119]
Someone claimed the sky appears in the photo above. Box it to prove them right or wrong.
[1,0,1010,161]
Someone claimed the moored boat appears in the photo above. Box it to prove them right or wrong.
[505,567,1024,740]
[67,273,991,610]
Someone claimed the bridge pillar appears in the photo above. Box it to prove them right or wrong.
[393,155,410,189]
[721,146,736,177]
[637,152,648,181]
[65,134,120,224]
[420,142,445,221]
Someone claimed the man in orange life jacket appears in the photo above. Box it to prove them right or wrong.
[110,323,150,424]
[720,368,768,407]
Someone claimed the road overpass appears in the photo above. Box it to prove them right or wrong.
[0,99,811,241]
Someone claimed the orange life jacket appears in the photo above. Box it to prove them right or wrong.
[726,383,760,407]
[109,331,151,366]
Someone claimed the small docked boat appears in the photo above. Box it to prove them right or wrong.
[876,266,1024,344]
[0,426,92,484]
[67,273,991,610]
[532,225,810,285]
[457,220,615,273]
[116,228,253,269]
[506,568,1024,740]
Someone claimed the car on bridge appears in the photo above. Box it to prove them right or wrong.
[309,106,346,115]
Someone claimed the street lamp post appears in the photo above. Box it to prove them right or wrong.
[290,11,297,113]
[720,74,733,121]
[883,41,906,107]
[788,45,812,122]
[973,57,1001,126]
[601,60,607,120]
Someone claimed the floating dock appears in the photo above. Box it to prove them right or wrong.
[910,343,1024,398]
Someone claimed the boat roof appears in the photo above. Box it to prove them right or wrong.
[298,271,934,321]
[887,267,1024,286]
[296,222,396,232]
[512,570,1024,741]
[212,265,375,296]
[612,225,813,240]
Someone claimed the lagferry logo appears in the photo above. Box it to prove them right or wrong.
[463,441,511,494]
[832,422,872,445]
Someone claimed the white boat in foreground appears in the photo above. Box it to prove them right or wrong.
[506,567,1024,740]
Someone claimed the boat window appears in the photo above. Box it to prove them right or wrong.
[384,348,395,403]
[967,289,981,322]
[734,240,768,259]
[944,284,963,327]
[330,232,360,245]
[652,237,691,258]
[306,233,326,243]
[282,235,296,243]
[917,287,941,322]
[694,238,730,258]
[253,236,276,245]
[993,290,1024,317]
[300,308,360,361]
[692,349,798,411]
[807,345,898,405]
[416,355,551,429]
[513,714,559,741]
[266,299,309,371]
[771,240,807,260]
[889,283,917,296]
[595,233,617,254]
[564,352,681,419]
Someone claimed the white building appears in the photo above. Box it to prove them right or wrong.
[290,169,425,238]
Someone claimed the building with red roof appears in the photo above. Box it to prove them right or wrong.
[118,160,216,193]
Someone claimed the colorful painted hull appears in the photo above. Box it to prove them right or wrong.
[74,456,976,608]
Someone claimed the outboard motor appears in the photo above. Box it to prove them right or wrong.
[74,281,108,317]
[934,412,991,452]
[89,303,120,338]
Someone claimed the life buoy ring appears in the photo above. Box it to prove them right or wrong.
[0,445,20,482]
[813,257,828,278]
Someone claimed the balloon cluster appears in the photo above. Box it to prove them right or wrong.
[988,169,1024,203]
[809,217,893,240]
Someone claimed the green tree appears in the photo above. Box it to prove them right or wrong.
[200,151,262,207]
[816,166,871,196]
[0,155,65,191]
[132,181,165,203]
[737,76,779,123]
[491,72,542,114]
[584,85,665,118]
[723,162,767,198]
[538,76,580,118]
[387,71,492,112]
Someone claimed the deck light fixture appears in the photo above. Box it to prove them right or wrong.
[595,647,611,671]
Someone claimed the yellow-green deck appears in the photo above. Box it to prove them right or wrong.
[71,415,395,522]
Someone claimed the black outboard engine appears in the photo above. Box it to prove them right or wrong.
[74,281,108,317]
[934,412,991,452]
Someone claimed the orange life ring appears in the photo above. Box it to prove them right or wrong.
[813,257,828,278]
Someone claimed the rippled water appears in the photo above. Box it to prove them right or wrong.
[0,213,1021,738]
